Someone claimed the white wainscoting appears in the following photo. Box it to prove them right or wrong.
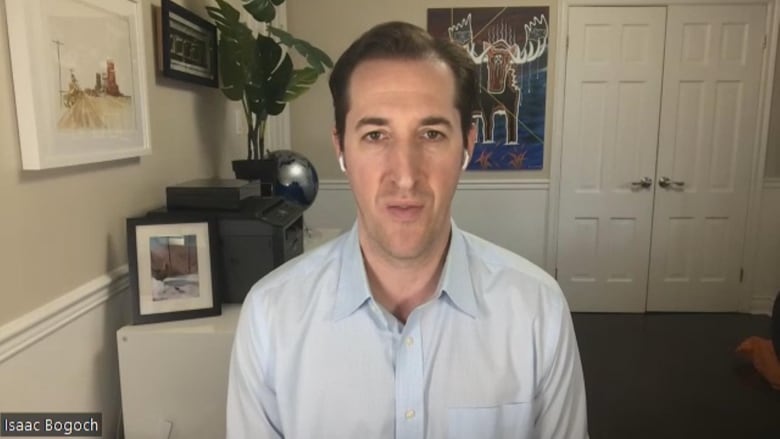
[752,180,780,315]
[0,267,130,438]
[305,179,551,268]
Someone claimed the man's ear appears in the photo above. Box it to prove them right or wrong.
[466,122,477,161]
[331,128,345,172]
[467,123,477,156]
[331,128,341,157]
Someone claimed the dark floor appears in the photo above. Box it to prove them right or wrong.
[572,313,780,439]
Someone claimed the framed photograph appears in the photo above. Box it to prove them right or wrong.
[160,0,218,87]
[5,0,152,170]
[127,217,221,325]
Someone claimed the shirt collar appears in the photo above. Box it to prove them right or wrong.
[332,222,373,321]
[331,219,478,321]
[440,220,478,318]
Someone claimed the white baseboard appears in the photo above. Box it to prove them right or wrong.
[0,265,129,364]
[764,178,780,189]
[751,295,775,316]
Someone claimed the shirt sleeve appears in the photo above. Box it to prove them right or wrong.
[226,293,284,439]
[533,285,589,438]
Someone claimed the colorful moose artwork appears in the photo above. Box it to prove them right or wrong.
[428,7,550,170]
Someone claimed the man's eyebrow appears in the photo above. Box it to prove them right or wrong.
[354,116,454,129]
[355,117,388,129]
[420,116,453,128]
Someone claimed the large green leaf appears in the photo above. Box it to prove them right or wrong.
[252,34,283,83]
[207,0,257,101]
[242,0,276,23]
[206,0,327,119]
[207,1,253,46]
[284,67,318,101]
[267,25,333,73]
[218,40,246,100]
[265,54,292,115]
[206,0,240,24]
[245,83,265,115]
[265,99,287,116]
[246,35,292,115]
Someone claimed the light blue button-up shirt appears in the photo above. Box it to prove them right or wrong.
[227,221,588,438]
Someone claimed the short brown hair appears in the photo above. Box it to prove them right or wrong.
[328,21,478,148]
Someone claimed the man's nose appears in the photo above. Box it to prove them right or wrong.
[388,141,422,189]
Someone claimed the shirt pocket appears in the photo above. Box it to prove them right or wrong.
[446,402,532,439]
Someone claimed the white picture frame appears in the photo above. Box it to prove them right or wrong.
[6,0,151,170]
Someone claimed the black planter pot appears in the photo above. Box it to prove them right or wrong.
[232,159,277,196]
[232,158,277,182]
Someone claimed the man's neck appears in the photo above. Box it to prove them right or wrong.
[359,227,451,324]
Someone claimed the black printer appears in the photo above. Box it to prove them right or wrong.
[147,179,304,303]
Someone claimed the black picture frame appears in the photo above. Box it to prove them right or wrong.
[127,216,221,325]
[160,0,218,87]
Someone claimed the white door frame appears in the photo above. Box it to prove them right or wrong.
[545,0,780,312]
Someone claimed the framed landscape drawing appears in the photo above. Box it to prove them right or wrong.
[5,0,151,170]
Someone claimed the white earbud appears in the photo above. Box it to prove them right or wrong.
[338,154,346,173]
[462,150,470,171]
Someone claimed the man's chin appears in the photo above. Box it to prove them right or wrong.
[380,235,435,261]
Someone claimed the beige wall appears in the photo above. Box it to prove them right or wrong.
[287,0,558,180]
[0,0,241,326]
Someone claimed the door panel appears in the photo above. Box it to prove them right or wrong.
[647,5,766,311]
[557,7,667,312]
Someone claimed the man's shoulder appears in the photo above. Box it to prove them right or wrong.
[461,229,558,290]
[459,229,567,318]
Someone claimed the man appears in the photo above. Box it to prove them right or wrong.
[227,21,588,438]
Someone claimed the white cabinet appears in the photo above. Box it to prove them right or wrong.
[117,306,239,439]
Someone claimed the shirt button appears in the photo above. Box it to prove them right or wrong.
[404,336,414,347]
[405,409,415,420]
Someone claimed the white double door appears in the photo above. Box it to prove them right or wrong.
[557,5,766,312]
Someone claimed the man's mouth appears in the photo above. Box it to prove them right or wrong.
[385,203,424,221]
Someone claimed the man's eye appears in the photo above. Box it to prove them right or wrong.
[423,130,444,140]
[363,131,384,141]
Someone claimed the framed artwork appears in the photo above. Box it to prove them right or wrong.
[127,217,221,325]
[428,7,550,170]
[160,0,218,87]
[5,0,151,170]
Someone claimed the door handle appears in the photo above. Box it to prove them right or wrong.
[658,176,685,189]
[630,177,653,189]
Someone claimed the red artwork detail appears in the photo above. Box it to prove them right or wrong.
[476,149,493,169]
[105,60,122,96]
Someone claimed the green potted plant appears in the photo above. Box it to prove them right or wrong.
[206,0,332,181]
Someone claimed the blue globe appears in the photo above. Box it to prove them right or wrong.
[268,150,319,208]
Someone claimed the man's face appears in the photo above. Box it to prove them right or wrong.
[332,58,475,262]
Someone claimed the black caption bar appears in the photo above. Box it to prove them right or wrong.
[1,413,101,437]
